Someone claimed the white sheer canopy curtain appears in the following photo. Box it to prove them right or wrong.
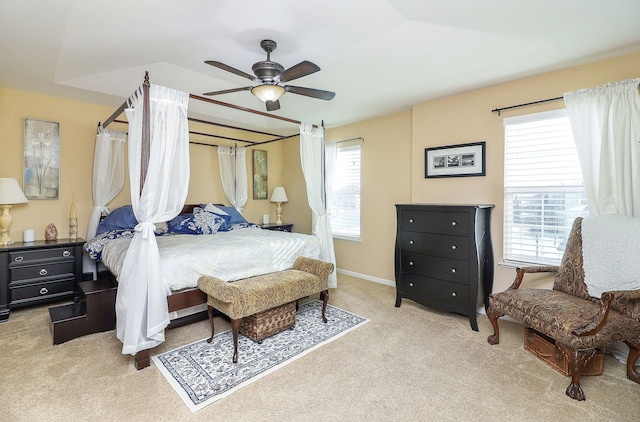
[83,127,125,274]
[116,84,190,355]
[300,122,337,288]
[564,78,640,216]
[217,146,248,212]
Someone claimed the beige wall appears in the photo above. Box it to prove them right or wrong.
[325,50,640,293]
[0,87,288,242]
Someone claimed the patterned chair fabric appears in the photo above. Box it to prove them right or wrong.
[487,217,640,401]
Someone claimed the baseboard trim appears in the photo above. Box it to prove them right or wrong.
[336,268,395,287]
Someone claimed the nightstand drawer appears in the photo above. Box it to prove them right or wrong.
[10,278,76,304]
[10,261,75,283]
[9,247,75,264]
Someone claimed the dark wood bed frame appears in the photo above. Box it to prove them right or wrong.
[100,71,316,369]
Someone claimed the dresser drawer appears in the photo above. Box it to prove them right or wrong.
[10,277,76,304]
[399,211,470,235]
[398,232,469,260]
[401,275,470,310]
[9,247,75,264]
[401,252,470,284]
[9,261,75,283]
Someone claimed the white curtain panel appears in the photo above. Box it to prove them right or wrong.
[564,78,640,217]
[299,122,337,288]
[217,146,248,212]
[83,128,126,274]
[116,84,190,355]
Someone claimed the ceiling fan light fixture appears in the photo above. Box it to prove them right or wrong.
[251,84,286,102]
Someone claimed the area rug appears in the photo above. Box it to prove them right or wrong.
[152,300,368,412]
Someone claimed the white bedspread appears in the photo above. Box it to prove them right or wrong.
[101,227,321,291]
[582,214,640,298]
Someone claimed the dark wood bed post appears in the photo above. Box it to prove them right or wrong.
[133,72,152,370]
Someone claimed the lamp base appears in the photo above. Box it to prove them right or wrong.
[275,202,283,225]
[0,204,14,246]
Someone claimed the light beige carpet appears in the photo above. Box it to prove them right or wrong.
[1,273,638,421]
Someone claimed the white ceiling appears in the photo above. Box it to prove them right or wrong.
[2,0,639,137]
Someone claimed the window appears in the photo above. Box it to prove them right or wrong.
[503,109,588,265]
[327,144,361,240]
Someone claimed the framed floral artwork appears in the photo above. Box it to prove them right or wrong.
[23,118,60,199]
[252,149,268,199]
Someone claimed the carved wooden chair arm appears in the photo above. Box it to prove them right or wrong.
[571,292,615,336]
[572,289,640,336]
[508,265,560,290]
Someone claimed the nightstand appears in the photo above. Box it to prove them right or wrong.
[260,223,294,232]
[0,238,84,322]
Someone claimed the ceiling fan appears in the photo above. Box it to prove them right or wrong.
[203,39,335,111]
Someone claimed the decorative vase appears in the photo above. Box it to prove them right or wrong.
[69,217,77,240]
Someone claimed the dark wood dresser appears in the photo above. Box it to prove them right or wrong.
[0,238,84,322]
[394,204,494,331]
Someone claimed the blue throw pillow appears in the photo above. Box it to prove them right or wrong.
[218,206,248,225]
[96,206,138,236]
[167,208,226,235]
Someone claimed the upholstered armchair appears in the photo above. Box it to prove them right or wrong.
[487,217,640,400]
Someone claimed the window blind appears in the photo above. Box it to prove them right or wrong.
[328,144,361,239]
[503,109,588,265]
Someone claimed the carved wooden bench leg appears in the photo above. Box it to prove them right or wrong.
[320,289,329,323]
[206,305,215,343]
[486,306,503,345]
[625,340,640,383]
[230,318,241,364]
[558,343,595,401]
[135,349,150,370]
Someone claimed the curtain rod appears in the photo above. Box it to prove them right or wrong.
[336,136,364,144]
[491,96,563,116]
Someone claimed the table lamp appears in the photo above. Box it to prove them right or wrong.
[0,178,28,246]
[270,186,288,225]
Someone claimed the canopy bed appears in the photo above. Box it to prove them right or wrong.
[90,72,336,369]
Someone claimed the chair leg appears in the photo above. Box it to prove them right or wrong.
[624,339,640,384]
[231,318,241,363]
[206,305,215,343]
[486,305,503,345]
[320,289,329,323]
[558,343,595,401]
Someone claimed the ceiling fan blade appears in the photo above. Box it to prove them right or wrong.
[202,86,252,96]
[266,99,281,111]
[285,85,336,101]
[205,60,258,82]
[275,61,320,83]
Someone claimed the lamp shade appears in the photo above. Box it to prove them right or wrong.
[251,84,286,103]
[270,186,288,203]
[0,178,28,204]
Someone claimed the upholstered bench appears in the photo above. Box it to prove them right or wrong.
[197,256,334,363]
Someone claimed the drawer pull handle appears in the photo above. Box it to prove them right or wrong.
[451,292,457,297]
[408,261,414,266]
[409,282,414,287]
[409,218,414,223]
[62,250,71,257]
[409,240,414,245]
[14,256,24,262]
[39,269,48,276]
[451,245,457,250]
[451,268,456,273]
[40,287,49,295]
[451,221,457,226]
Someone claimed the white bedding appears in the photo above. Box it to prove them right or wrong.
[101,227,321,291]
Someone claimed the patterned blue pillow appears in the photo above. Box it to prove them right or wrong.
[168,208,226,235]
